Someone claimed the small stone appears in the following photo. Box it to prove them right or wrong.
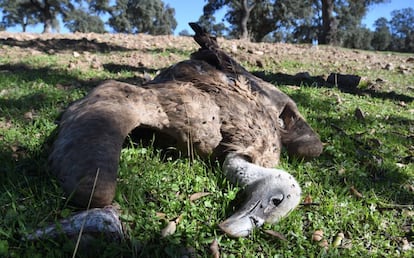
[384,63,394,70]
[24,111,33,121]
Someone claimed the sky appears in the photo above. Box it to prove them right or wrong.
[3,0,413,34]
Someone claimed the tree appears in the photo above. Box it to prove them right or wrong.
[64,8,105,33]
[389,8,414,52]
[200,0,315,42]
[0,0,75,33]
[239,0,256,39]
[197,12,227,37]
[178,29,191,37]
[27,0,70,33]
[0,0,39,32]
[105,0,131,33]
[107,0,177,35]
[279,0,318,43]
[320,0,337,44]
[371,17,391,51]
[201,0,257,40]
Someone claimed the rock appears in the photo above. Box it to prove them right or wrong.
[327,73,361,93]
[256,59,264,68]
[406,57,414,63]
[294,72,311,80]
[231,44,238,53]
[384,63,394,70]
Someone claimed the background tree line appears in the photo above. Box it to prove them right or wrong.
[0,0,412,53]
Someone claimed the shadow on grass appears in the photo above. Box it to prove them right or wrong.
[0,37,135,53]
[254,71,414,103]
[103,63,158,74]
[144,47,194,57]
[0,63,102,88]
[0,61,204,256]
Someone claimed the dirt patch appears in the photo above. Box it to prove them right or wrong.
[0,31,413,95]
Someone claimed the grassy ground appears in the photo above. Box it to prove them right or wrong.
[0,33,413,257]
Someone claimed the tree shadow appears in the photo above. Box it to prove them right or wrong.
[103,63,158,74]
[253,71,329,88]
[0,62,158,91]
[143,47,193,56]
[0,37,135,53]
[254,71,414,102]
[0,63,101,88]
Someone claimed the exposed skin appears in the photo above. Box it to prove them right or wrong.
[47,23,322,238]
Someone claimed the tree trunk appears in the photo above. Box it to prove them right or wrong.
[42,0,53,33]
[22,21,27,32]
[43,17,53,33]
[239,0,255,40]
[30,0,53,33]
[321,0,336,45]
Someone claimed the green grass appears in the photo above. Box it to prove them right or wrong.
[0,38,413,257]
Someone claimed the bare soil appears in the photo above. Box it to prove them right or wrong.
[0,31,413,94]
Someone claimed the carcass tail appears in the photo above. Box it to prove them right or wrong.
[189,22,219,50]
[189,22,243,75]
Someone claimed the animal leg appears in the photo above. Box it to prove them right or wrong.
[279,102,323,158]
[219,153,301,237]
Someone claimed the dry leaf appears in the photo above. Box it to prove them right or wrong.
[350,186,363,198]
[402,238,411,251]
[301,194,320,206]
[161,221,176,238]
[304,194,313,204]
[319,239,329,250]
[312,230,324,242]
[189,192,211,202]
[263,229,287,241]
[405,184,414,193]
[155,212,167,220]
[24,111,33,121]
[210,239,220,258]
[174,214,183,224]
[0,119,12,129]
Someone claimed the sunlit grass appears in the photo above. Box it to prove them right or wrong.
[0,37,413,257]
